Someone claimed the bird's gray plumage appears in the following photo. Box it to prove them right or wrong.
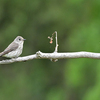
[0,42,18,56]
[0,36,25,58]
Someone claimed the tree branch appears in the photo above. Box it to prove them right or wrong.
[0,51,100,64]
[0,31,100,64]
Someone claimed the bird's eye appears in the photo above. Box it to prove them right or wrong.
[19,38,21,41]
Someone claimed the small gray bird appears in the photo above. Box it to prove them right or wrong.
[0,36,25,58]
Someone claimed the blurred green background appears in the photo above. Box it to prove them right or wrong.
[0,0,100,100]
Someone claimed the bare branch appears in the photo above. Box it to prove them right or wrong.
[0,51,100,64]
[0,31,100,64]
[0,54,37,64]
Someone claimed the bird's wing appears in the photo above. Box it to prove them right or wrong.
[0,42,18,56]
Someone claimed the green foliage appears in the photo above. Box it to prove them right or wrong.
[0,0,100,100]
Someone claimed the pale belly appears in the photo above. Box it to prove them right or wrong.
[3,47,23,58]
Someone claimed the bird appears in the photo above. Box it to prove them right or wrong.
[0,36,25,58]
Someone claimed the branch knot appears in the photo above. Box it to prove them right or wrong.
[36,51,42,58]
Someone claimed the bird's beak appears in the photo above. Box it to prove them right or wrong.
[23,39,26,41]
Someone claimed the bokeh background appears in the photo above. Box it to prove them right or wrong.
[0,0,100,100]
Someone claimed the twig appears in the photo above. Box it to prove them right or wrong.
[48,31,59,52]
[54,31,58,52]
[48,31,59,62]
